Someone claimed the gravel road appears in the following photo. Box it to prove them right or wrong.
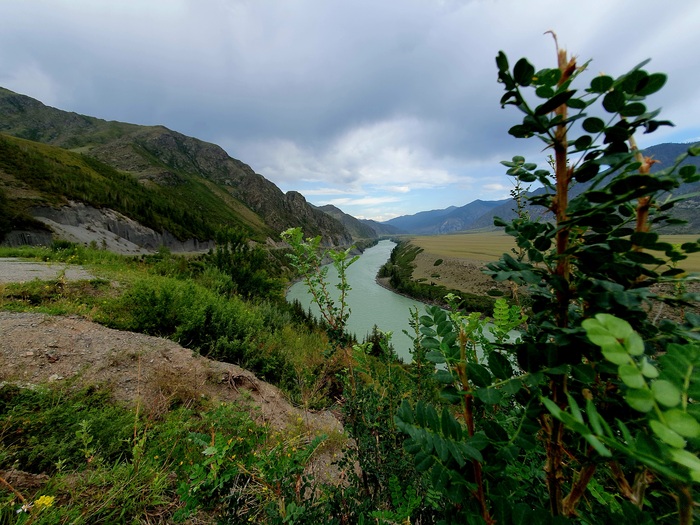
[0,258,95,283]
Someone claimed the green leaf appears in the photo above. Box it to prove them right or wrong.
[639,357,659,379]
[475,387,502,404]
[566,97,587,110]
[652,380,681,407]
[574,135,593,151]
[665,409,700,438]
[535,86,555,99]
[603,90,626,113]
[534,91,576,116]
[566,393,584,423]
[414,451,435,472]
[619,102,646,117]
[422,337,440,350]
[582,117,606,133]
[426,350,446,364]
[466,363,492,387]
[419,315,434,326]
[619,364,645,389]
[585,399,605,436]
[584,434,612,457]
[601,345,631,366]
[650,419,686,448]
[590,75,614,93]
[487,351,513,380]
[434,369,454,384]
[669,449,700,482]
[625,388,655,412]
[495,51,509,73]
[501,378,522,395]
[513,58,535,86]
[636,72,666,96]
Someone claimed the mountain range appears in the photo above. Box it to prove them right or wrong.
[1,85,698,253]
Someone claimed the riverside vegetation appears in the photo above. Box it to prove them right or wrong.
[2,41,700,524]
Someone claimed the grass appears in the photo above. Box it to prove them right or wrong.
[409,232,700,273]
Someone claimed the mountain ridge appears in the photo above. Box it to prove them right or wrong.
[0,86,352,249]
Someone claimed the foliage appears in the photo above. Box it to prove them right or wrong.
[546,314,700,522]
[0,243,330,398]
[282,227,359,343]
[392,39,700,525]
[379,240,497,314]
[205,227,283,299]
[0,384,134,473]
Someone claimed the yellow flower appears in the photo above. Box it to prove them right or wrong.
[34,495,55,509]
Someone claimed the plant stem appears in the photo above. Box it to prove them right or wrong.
[562,462,597,516]
[0,475,26,503]
[677,483,694,525]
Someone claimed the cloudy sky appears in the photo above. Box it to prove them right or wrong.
[1,1,699,221]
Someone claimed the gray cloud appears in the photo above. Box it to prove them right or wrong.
[1,0,699,219]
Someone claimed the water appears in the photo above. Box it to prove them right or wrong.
[286,240,430,361]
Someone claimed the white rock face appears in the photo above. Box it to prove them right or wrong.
[11,201,214,254]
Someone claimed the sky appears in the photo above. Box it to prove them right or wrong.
[1,1,699,221]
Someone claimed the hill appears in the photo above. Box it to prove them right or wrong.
[316,204,378,240]
[0,87,351,250]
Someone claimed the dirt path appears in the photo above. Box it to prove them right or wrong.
[0,258,95,283]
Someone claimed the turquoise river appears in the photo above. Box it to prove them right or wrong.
[286,240,430,362]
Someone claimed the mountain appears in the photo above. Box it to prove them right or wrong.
[382,206,458,234]
[383,201,505,234]
[361,219,403,237]
[0,86,351,250]
[316,204,377,241]
[381,142,700,235]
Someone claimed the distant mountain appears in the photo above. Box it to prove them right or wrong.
[382,206,458,234]
[361,219,403,237]
[0,86,351,250]
[383,200,505,234]
[470,142,700,232]
[316,204,377,241]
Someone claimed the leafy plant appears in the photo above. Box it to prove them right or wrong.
[395,36,700,524]
[546,313,700,523]
[281,227,359,343]
[486,35,700,519]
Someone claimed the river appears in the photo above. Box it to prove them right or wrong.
[286,240,430,361]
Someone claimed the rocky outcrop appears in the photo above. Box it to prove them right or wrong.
[24,201,214,254]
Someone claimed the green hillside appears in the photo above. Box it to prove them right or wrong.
[0,86,351,248]
[0,133,271,242]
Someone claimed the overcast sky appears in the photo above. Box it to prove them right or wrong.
[1,1,699,221]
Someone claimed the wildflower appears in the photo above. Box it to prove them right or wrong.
[17,502,33,514]
[34,495,55,509]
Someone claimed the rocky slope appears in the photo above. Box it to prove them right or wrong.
[0,87,351,249]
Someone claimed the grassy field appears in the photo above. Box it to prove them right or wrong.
[410,232,700,273]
